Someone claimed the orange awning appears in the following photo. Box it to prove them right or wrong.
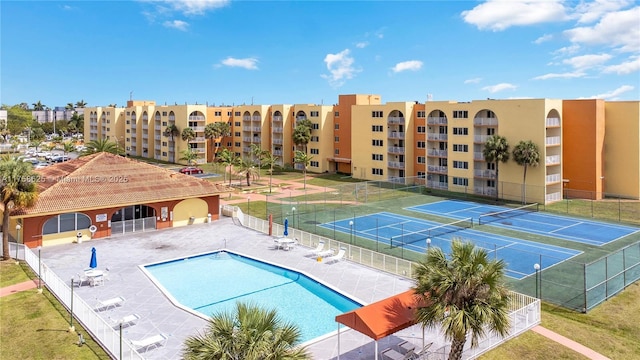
[335,290,427,340]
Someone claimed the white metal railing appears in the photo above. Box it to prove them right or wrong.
[243,116,251,121]
[473,117,498,126]
[427,180,448,189]
[546,191,562,202]
[273,127,283,133]
[474,186,497,196]
[427,117,447,125]
[388,146,405,154]
[428,133,448,141]
[193,148,205,154]
[388,161,405,169]
[545,136,560,146]
[243,126,252,131]
[388,132,405,139]
[252,116,261,121]
[428,165,447,173]
[428,149,447,157]
[154,135,161,140]
[243,147,252,153]
[195,158,206,164]
[273,116,283,122]
[189,116,205,121]
[546,173,561,183]
[192,126,205,132]
[388,117,405,124]
[474,169,496,178]
[273,150,283,156]
[243,137,253,142]
[273,139,283,145]
[474,135,490,143]
[192,137,206,142]
[546,155,560,165]
[474,152,485,161]
[546,117,560,127]
[253,127,262,132]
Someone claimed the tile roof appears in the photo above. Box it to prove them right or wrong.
[17,153,228,216]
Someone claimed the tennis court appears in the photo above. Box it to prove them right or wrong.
[318,212,581,279]
[407,200,639,246]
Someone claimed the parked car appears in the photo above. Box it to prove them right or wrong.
[34,162,50,169]
[179,166,204,175]
[50,155,70,163]
[23,158,40,165]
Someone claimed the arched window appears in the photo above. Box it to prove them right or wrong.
[43,213,92,235]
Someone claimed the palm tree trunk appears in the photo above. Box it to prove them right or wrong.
[303,169,307,189]
[448,336,467,360]
[522,164,528,204]
[495,163,500,201]
[2,208,11,260]
[246,172,250,186]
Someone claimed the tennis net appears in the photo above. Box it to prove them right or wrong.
[478,203,539,225]
[390,218,473,248]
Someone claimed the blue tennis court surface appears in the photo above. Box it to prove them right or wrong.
[407,200,639,246]
[319,212,581,279]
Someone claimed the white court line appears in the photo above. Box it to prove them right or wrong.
[549,222,584,234]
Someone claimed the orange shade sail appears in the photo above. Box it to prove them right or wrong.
[335,290,428,340]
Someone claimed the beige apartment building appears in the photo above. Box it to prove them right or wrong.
[84,95,640,204]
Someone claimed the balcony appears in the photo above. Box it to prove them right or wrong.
[273,116,283,122]
[474,135,490,143]
[243,137,253,142]
[252,116,261,121]
[273,127,283,133]
[388,161,405,169]
[474,152,485,161]
[546,192,562,202]
[273,138,283,145]
[195,158,206,164]
[427,149,447,157]
[474,169,496,179]
[388,132,405,139]
[155,135,161,140]
[243,116,251,121]
[546,155,560,165]
[546,173,561,184]
[427,117,447,125]
[142,134,148,139]
[473,117,498,126]
[546,117,560,127]
[142,124,148,130]
[189,115,205,121]
[388,146,405,154]
[252,138,261,143]
[192,137,206,143]
[428,165,448,173]
[388,117,405,124]
[474,187,497,197]
[427,180,448,190]
[545,136,560,146]
[192,148,206,154]
[253,126,262,132]
[192,126,205,132]
[243,147,252,153]
[427,133,448,141]
[243,126,252,131]
[273,150,283,156]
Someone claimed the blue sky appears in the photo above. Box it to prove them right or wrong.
[2,0,638,108]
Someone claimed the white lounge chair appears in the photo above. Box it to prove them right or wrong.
[308,242,326,256]
[410,342,433,359]
[324,248,346,264]
[90,275,105,287]
[111,314,140,328]
[129,333,168,351]
[317,248,334,257]
[381,347,414,360]
[95,296,125,311]
[76,273,90,287]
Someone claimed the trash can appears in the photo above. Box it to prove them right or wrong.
[77,232,83,244]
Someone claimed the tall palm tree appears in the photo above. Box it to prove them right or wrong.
[81,138,121,156]
[262,150,279,193]
[183,302,310,360]
[292,119,312,153]
[0,157,39,260]
[163,124,180,162]
[293,150,314,189]
[237,157,260,186]
[32,101,45,111]
[512,140,540,204]
[413,240,511,360]
[75,99,87,108]
[65,103,75,112]
[180,148,198,166]
[482,135,510,201]
[250,143,264,178]
[181,127,196,143]
[217,148,239,186]
[204,122,231,160]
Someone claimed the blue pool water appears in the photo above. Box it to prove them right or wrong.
[144,251,362,343]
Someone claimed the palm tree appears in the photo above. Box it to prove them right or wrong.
[292,119,312,153]
[75,99,87,108]
[204,122,231,160]
[65,103,75,112]
[30,140,43,152]
[183,302,310,360]
[217,148,239,186]
[512,140,540,204]
[32,101,45,111]
[163,124,180,162]
[81,138,121,156]
[0,157,39,260]
[413,240,511,360]
[180,148,198,166]
[62,141,75,156]
[250,143,264,178]
[262,150,279,193]
[31,128,46,141]
[482,135,510,200]
[293,150,314,189]
[236,157,260,186]
[181,127,196,143]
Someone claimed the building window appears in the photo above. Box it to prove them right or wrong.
[487,110,496,118]
[372,154,383,161]
[162,151,167,156]
[310,111,319,117]
[234,122,241,126]
[417,156,426,164]
[226,141,232,147]
[335,149,340,154]
[417,126,426,133]
[126,129,130,133]
[162,121,167,126]
[311,136,319,142]
[162,141,167,146]
[310,161,319,167]
[335,136,339,142]
[417,171,426,178]
[453,110,468,118]
[310,148,319,155]
[126,120,130,125]
[417,141,425,148]
[335,111,339,117]
[487,180,496,187]
[311,123,319,130]
[214,111,221,116]
[487,128,496,136]
[162,111,167,116]
[372,168,384,175]
[372,125,383,132]
[453,127,468,135]
[453,144,469,152]
[335,124,339,130]
[417,111,425,118]
[372,111,383,118]
[372,139,384,146]
[234,132,240,137]
[234,112,241,116]
[234,142,241,147]
[453,177,469,186]
[453,161,469,169]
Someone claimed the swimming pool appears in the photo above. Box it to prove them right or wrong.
[142,251,363,343]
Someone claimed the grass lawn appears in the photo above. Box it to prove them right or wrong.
[0,261,110,360]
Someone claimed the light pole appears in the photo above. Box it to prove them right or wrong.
[15,224,21,264]
[69,277,75,332]
[349,220,354,244]
[426,238,431,250]
[292,207,296,228]
[37,246,42,293]
[534,263,541,299]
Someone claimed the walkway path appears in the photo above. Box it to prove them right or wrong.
[0,279,37,298]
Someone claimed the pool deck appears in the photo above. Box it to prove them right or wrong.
[41,217,445,359]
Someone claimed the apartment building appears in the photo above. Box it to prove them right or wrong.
[84,95,639,204]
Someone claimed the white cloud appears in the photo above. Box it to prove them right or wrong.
[321,49,360,87]
[533,71,586,80]
[534,34,553,44]
[583,85,635,99]
[602,55,640,74]
[572,0,632,24]
[482,83,518,93]
[391,60,423,73]
[163,20,189,31]
[563,53,612,70]
[153,0,230,16]
[552,44,581,57]
[355,42,369,49]
[220,57,259,70]
[462,0,567,31]
[464,77,482,84]
[564,7,640,53]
